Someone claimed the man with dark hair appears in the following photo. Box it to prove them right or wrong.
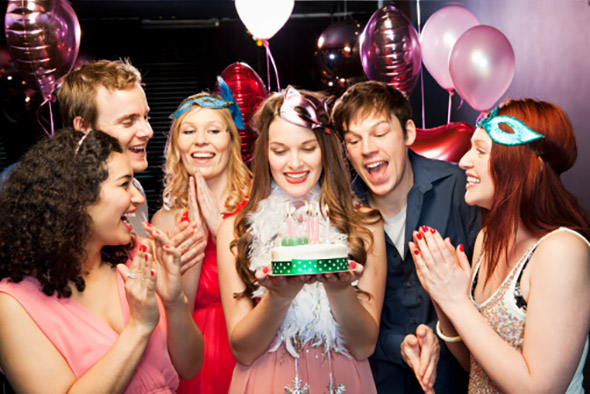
[332,81,479,394]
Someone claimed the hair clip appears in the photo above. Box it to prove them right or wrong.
[279,86,332,134]
[477,106,544,146]
[170,95,232,119]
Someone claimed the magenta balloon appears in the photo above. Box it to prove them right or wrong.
[5,0,81,101]
[360,5,421,98]
[420,6,479,91]
[449,25,515,112]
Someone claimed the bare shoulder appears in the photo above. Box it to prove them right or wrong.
[151,208,182,231]
[530,229,590,283]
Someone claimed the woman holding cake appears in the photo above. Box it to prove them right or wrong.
[152,87,251,393]
[0,129,203,392]
[217,86,386,393]
[410,99,590,393]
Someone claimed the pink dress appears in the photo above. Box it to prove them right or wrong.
[177,202,246,394]
[0,273,178,393]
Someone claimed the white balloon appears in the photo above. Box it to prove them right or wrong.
[235,0,294,40]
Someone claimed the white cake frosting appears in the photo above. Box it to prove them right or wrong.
[272,242,348,262]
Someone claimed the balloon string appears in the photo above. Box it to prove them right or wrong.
[36,95,55,137]
[265,42,271,92]
[417,0,425,128]
[264,43,281,92]
[447,90,453,124]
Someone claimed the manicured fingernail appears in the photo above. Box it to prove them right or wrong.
[139,244,147,253]
[262,266,270,274]
[421,225,428,232]
[182,249,188,255]
[145,253,150,261]
[416,232,422,240]
[163,245,171,250]
[150,268,155,277]
[413,249,420,255]
[459,244,464,252]
[349,262,357,269]
[143,221,152,227]
[430,227,436,234]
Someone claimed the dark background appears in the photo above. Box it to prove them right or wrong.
[1,0,455,216]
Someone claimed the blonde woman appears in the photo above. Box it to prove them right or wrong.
[152,90,251,394]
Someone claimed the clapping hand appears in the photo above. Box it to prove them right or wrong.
[409,226,472,313]
[117,241,159,331]
[190,173,223,241]
[401,324,440,394]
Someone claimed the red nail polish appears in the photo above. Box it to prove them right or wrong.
[350,262,357,269]
[430,227,436,234]
[139,244,147,253]
[145,253,150,261]
[459,244,464,252]
[416,232,423,240]
[413,249,420,255]
[144,221,152,227]
[421,225,428,232]
[150,268,155,277]
[262,266,270,274]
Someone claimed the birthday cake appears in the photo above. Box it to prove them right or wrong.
[271,237,349,276]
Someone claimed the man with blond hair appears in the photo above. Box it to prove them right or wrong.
[58,59,153,236]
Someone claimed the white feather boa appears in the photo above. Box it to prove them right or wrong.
[247,183,350,357]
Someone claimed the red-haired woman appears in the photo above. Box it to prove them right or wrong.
[410,99,589,393]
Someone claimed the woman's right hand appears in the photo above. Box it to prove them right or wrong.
[117,241,159,332]
[255,266,315,302]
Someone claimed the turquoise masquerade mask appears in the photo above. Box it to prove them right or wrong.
[477,107,544,146]
[170,77,245,129]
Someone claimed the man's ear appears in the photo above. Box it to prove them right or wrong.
[405,119,417,146]
[73,116,91,133]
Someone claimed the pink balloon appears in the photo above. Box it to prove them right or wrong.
[412,122,475,163]
[420,6,479,91]
[360,5,421,98]
[4,0,81,101]
[449,25,515,112]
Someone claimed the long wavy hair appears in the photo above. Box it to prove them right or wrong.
[161,92,251,215]
[232,90,381,298]
[0,129,133,298]
[481,98,589,283]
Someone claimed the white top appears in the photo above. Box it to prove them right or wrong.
[383,204,407,255]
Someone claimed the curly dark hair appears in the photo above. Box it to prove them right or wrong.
[0,128,134,298]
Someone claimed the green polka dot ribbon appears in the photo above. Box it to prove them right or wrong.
[272,257,349,276]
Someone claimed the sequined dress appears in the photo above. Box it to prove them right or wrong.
[468,228,589,393]
[228,185,377,394]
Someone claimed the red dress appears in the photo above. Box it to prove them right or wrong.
[177,202,246,394]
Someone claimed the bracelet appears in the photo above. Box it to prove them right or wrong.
[436,320,462,343]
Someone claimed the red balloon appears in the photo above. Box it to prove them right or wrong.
[411,122,474,163]
[216,62,268,164]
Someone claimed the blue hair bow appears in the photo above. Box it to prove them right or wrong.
[477,107,544,146]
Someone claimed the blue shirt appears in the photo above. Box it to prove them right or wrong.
[355,151,480,394]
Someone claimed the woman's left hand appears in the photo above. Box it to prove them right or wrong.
[315,261,364,292]
[143,225,185,306]
[193,172,223,239]
[409,226,472,311]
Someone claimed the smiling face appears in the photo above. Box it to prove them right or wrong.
[93,84,153,172]
[268,116,322,199]
[176,106,232,183]
[86,152,145,247]
[459,128,495,209]
[344,112,415,199]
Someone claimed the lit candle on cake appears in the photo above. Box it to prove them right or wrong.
[286,203,293,238]
[324,204,330,242]
[314,202,320,243]
[306,201,311,242]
